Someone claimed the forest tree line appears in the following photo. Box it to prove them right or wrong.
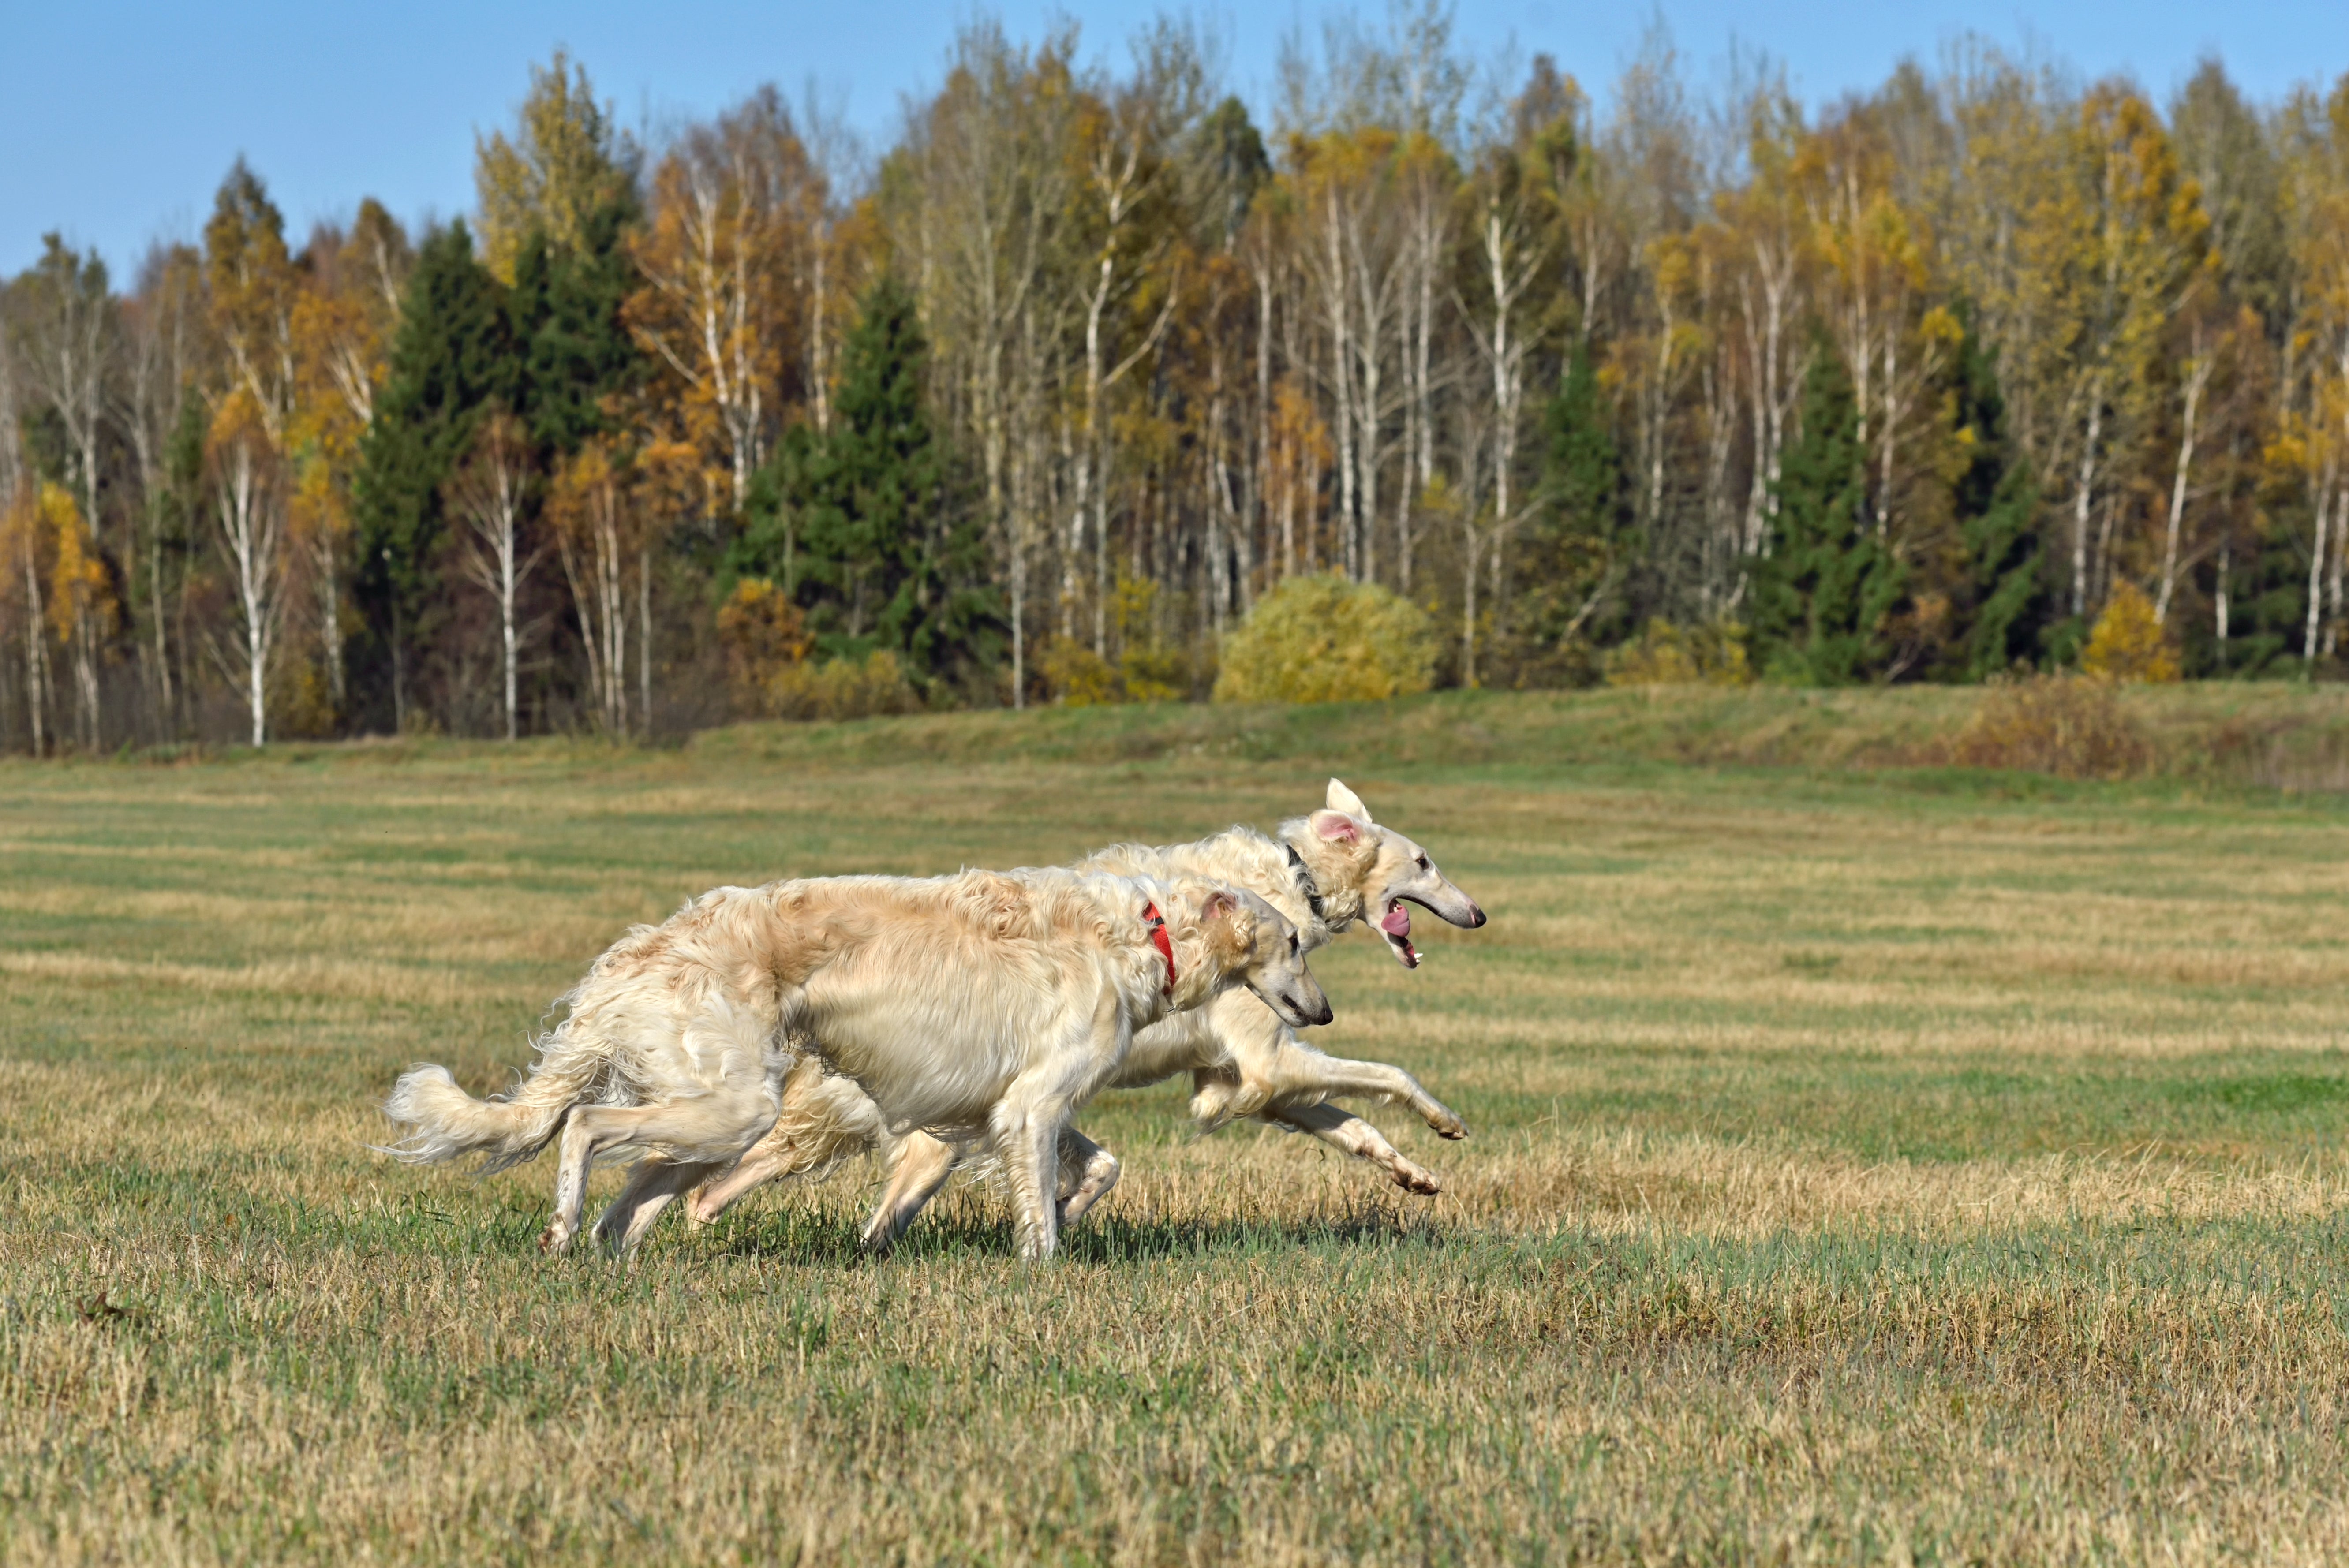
[6,9,2349,751]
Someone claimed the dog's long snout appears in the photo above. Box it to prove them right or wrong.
[1256,976,1332,1028]
[1288,972,1333,1027]
[1406,891,1487,929]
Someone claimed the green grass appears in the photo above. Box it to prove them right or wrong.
[7,690,2349,1563]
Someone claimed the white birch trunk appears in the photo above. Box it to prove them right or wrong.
[2071,385,2104,618]
[19,541,49,757]
[2308,469,2337,666]
[216,444,283,747]
[2155,354,2210,625]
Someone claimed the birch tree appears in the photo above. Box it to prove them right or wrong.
[206,392,288,746]
[1456,68,1570,679]
[448,413,535,739]
[119,243,207,730]
[548,439,638,733]
[890,22,1082,705]
[9,237,111,542]
[291,204,411,715]
[629,87,820,512]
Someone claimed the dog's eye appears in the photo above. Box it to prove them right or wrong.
[1415,855,1429,870]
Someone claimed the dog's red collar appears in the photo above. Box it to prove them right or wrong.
[1141,901,1177,995]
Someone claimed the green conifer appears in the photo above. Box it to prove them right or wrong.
[1523,338,1636,652]
[1949,314,2049,679]
[351,220,516,728]
[1749,340,1906,685]
[510,197,643,455]
[736,276,998,683]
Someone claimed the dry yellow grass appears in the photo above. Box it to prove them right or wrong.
[5,707,2349,1563]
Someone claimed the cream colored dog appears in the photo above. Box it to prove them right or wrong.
[380,867,1326,1261]
[691,779,1486,1248]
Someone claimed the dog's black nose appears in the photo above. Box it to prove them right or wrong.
[1470,905,1488,928]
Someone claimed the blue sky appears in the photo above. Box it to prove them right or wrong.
[6,0,2346,282]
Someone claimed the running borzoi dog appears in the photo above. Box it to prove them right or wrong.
[381,868,1327,1260]
[690,780,1486,1248]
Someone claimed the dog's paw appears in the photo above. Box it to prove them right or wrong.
[1389,1160,1444,1196]
[538,1224,572,1255]
[1421,1101,1470,1140]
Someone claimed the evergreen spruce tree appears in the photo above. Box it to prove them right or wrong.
[1748,340,1906,685]
[2227,512,2310,674]
[510,197,643,455]
[1949,317,2050,680]
[735,276,999,682]
[350,220,516,730]
[1522,337,1636,653]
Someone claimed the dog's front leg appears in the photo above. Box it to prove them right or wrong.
[1200,991,1467,1139]
[992,1101,1063,1262]
[1267,1100,1444,1195]
[862,1132,961,1253]
[1244,1034,1469,1141]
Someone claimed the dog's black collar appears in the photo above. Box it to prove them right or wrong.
[1285,843,1327,925]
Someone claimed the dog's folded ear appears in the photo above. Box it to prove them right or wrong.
[1326,779,1373,822]
[1310,808,1361,843]
[1187,885,1258,965]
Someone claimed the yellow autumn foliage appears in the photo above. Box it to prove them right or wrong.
[1213,574,1438,704]
[1604,620,1755,687]
[2080,582,2180,683]
[39,483,110,644]
[717,578,814,713]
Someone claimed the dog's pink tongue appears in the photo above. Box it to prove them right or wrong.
[1380,905,1412,937]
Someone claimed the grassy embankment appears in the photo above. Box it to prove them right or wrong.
[5,686,2349,1562]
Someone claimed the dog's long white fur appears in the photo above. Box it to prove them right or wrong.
[381,867,1324,1260]
[692,778,1489,1246]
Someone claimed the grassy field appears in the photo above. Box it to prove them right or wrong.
[6,690,2349,1563]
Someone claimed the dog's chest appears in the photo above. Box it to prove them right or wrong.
[1114,1008,1220,1087]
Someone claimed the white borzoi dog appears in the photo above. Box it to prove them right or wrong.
[690,779,1486,1248]
[381,868,1327,1260]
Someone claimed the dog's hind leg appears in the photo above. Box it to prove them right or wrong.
[542,1108,599,1255]
[690,1142,799,1227]
[1268,1100,1443,1195]
[1053,1128,1120,1228]
[692,1062,888,1226]
[594,1157,722,1255]
[862,1132,961,1253]
[542,1099,771,1255]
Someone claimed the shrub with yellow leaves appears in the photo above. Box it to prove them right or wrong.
[767,649,921,721]
[1603,619,1755,687]
[1038,636,1120,706]
[1212,574,1438,704]
[2080,582,2180,683]
[716,578,813,716]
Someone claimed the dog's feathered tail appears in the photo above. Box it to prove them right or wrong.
[379,1038,611,1172]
